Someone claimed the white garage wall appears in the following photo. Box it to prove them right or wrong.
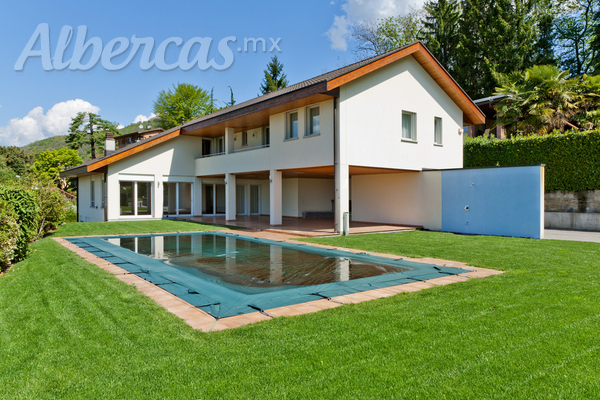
[351,171,442,229]
[77,173,106,222]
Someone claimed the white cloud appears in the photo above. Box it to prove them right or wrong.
[326,15,352,51]
[116,124,125,129]
[133,113,156,124]
[0,99,99,147]
[326,0,425,51]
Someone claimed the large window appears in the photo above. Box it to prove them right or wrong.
[137,182,152,216]
[434,117,443,145]
[306,106,320,136]
[402,111,416,141]
[101,175,105,208]
[120,181,152,217]
[286,111,298,139]
[120,182,134,216]
[163,182,193,216]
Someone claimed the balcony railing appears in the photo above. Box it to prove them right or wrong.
[197,151,226,159]
[233,144,270,153]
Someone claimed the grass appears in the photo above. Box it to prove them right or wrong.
[50,220,229,237]
[1,228,599,399]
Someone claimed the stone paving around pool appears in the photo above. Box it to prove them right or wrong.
[53,231,503,332]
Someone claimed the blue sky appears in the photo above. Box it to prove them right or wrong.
[0,0,421,147]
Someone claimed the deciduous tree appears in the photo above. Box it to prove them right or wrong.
[153,83,212,129]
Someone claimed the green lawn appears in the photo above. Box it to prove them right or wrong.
[50,220,229,237]
[1,229,599,399]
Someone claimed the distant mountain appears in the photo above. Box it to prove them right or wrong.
[20,118,161,162]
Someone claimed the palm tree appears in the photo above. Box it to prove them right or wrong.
[494,65,580,136]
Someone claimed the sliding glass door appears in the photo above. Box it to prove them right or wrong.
[120,181,153,217]
[162,182,193,217]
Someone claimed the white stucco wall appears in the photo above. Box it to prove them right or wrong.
[298,179,335,214]
[340,55,464,171]
[351,171,442,229]
[195,99,335,176]
[77,173,106,222]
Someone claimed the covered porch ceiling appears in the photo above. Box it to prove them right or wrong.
[199,165,419,180]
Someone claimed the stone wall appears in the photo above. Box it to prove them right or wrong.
[545,190,600,213]
[545,190,600,231]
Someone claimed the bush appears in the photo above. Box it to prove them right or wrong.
[0,186,38,262]
[464,129,600,192]
[33,186,72,239]
[0,200,19,271]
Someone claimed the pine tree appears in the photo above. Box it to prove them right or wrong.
[260,56,289,95]
[455,0,536,98]
[421,0,461,74]
[66,112,118,159]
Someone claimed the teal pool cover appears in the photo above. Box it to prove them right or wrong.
[67,232,468,318]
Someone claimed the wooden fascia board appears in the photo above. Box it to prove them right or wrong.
[87,129,181,171]
[182,81,330,133]
[326,42,485,126]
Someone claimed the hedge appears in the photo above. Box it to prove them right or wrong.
[464,130,600,192]
[0,187,38,263]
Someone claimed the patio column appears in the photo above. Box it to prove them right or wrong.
[225,173,236,220]
[335,96,350,235]
[335,164,350,235]
[225,127,235,154]
[270,169,282,225]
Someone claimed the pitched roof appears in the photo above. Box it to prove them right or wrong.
[61,42,484,178]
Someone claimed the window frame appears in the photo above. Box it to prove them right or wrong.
[305,105,320,137]
[90,176,96,208]
[286,111,299,140]
[401,111,417,142]
[242,130,248,147]
[434,117,443,145]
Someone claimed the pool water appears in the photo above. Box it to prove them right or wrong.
[112,234,411,294]
[67,232,468,318]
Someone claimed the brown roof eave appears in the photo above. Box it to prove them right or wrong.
[182,81,330,134]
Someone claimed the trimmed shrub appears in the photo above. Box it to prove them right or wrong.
[0,199,19,271]
[0,186,38,262]
[464,130,600,192]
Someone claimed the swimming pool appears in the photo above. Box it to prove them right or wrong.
[67,232,467,318]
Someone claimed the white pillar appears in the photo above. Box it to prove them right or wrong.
[335,97,350,235]
[335,258,350,281]
[225,127,235,154]
[226,236,236,273]
[335,164,349,235]
[154,235,164,259]
[270,169,282,225]
[225,173,236,220]
[270,245,282,283]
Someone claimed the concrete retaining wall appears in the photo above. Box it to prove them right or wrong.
[545,190,600,213]
[545,212,600,231]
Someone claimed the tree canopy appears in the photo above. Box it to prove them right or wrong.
[30,148,82,189]
[260,56,289,95]
[152,83,212,129]
[66,112,118,159]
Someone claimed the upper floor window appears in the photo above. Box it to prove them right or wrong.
[90,176,96,207]
[286,111,298,139]
[262,126,270,146]
[306,106,320,136]
[434,117,443,145]
[242,131,248,146]
[402,111,416,141]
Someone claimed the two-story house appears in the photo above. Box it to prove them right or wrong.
[62,42,486,233]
